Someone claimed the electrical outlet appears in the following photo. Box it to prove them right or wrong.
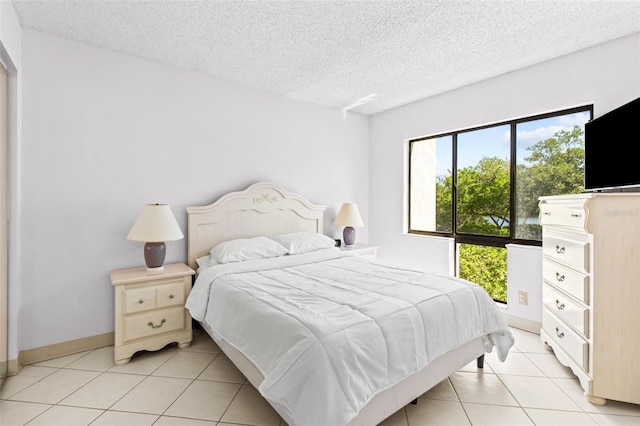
[518,291,528,305]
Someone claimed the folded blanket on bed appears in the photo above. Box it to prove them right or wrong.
[186,250,514,426]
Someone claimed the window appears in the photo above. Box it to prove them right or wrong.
[409,106,592,302]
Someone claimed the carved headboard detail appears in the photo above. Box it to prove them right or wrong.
[186,181,325,270]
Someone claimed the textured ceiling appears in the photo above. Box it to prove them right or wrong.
[10,0,640,115]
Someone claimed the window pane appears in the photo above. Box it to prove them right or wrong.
[458,243,507,303]
[457,126,510,237]
[514,112,589,240]
[410,136,452,232]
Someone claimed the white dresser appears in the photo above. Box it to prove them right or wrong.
[538,193,640,405]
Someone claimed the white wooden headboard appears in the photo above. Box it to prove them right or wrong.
[186,181,326,270]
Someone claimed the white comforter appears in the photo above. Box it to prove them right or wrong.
[186,249,514,426]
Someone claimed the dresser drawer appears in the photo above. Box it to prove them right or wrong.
[543,258,589,304]
[542,233,589,273]
[539,202,587,230]
[123,307,185,343]
[543,284,589,337]
[543,309,589,372]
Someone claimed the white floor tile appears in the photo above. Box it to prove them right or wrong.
[523,352,575,378]
[525,408,598,425]
[220,384,282,426]
[512,332,549,354]
[7,369,100,404]
[109,376,191,415]
[4,333,639,426]
[59,372,145,409]
[164,379,241,421]
[151,351,216,379]
[0,367,58,400]
[499,375,583,411]
[450,371,519,406]
[588,413,640,425]
[485,352,546,377]
[24,405,104,426]
[463,403,534,426]
[89,410,159,426]
[154,415,218,426]
[419,378,459,402]
[65,346,116,371]
[0,400,51,426]
[406,399,471,426]
[198,353,246,383]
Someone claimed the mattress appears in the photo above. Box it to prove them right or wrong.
[186,248,514,426]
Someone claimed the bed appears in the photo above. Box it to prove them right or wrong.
[185,181,514,426]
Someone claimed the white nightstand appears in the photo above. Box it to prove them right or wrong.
[340,243,379,260]
[110,263,195,365]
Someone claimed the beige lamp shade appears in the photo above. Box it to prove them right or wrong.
[127,203,184,243]
[334,203,364,247]
[333,203,364,227]
[127,204,184,271]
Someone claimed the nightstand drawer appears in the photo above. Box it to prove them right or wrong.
[157,281,185,308]
[123,307,185,343]
[124,287,157,314]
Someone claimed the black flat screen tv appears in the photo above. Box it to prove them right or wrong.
[584,96,640,192]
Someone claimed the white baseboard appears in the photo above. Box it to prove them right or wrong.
[502,313,541,334]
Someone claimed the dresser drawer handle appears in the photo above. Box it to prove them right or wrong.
[571,213,581,218]
[555,299,565,310]
[555,327,565,338]
[147,319,166,329]
[543,211,551,216]
[138,299,144,304]
[555,272,565,282]
[555,245,566,254]
[169,294,174,299]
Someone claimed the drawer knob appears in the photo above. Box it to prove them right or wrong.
[555,327,565,339]
[555,272,565,282]
[169,294,174,299]
[571,213,581,218]
[138,299,144,304]
[555,245,566,254]
[543,211,551,216]
[555,299,566,310]
[147,319,166,329]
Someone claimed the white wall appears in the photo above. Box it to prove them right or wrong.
[369,33,640,324]
[18,29,370,351]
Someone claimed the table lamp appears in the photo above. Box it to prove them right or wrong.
[333,202,364,247]
[127,203,184,271]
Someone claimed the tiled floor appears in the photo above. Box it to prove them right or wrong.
[1,327,639,426]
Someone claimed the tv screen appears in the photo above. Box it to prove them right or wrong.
[584,97,640,191]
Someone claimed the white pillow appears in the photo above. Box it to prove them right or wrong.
[269,232,336,255]
[196,255,212,269]
[209,237,288,265]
